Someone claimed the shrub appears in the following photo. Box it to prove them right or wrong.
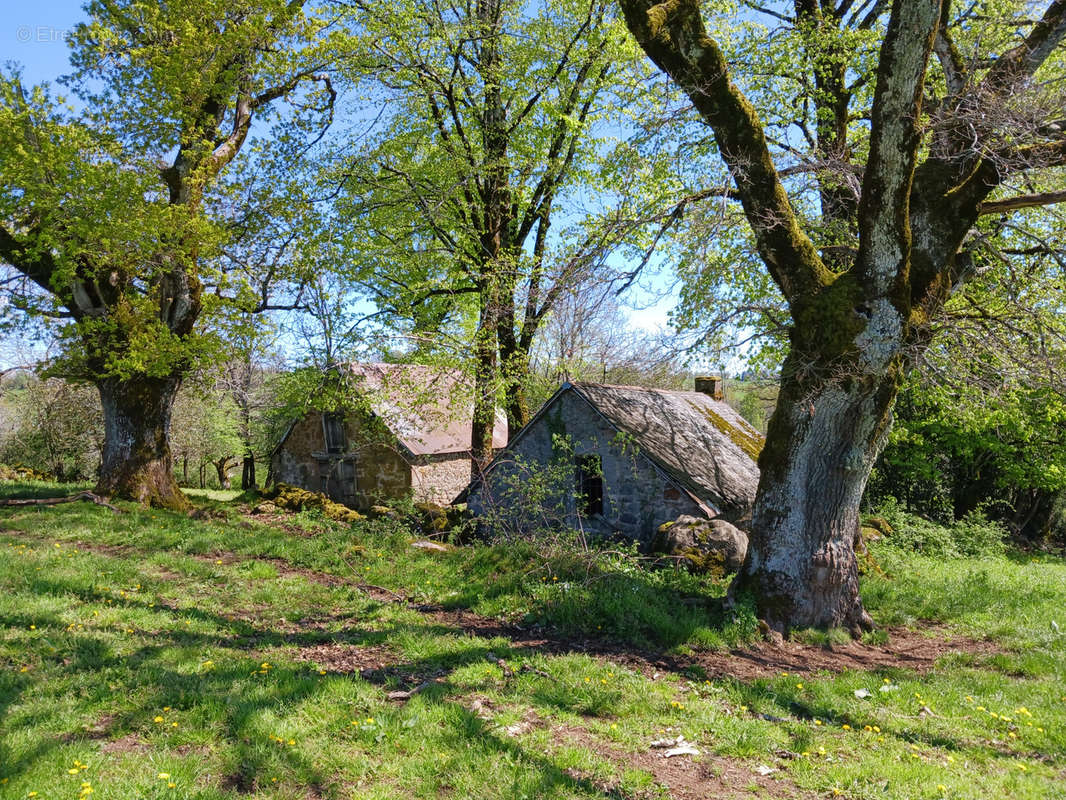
[872,498,1007,558]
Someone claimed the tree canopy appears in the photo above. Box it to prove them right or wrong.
[0,0,335,506]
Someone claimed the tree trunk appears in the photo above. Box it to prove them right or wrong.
[214,457,232,489]
[95,376,189,510]
[241,453,256,490]
[499,342,531,437]
[471,281,500,474]
[731,359,899,636]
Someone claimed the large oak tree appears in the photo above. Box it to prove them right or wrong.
[332,0,684,464]
[619,0,1066,633]
[0,0,333,507]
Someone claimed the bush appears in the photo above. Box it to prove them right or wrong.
[872,498,1007,558]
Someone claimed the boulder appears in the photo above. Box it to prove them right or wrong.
[862,515,893,538]
[653,515,748,577]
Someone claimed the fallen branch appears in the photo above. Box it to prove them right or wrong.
[0,491,122,513]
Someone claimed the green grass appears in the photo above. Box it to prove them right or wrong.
[180,488,244,502]
[1,482,1065,799]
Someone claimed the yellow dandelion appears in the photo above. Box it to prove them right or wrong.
[168,782,175,788]
[842,724,851,730]
[154,716,164,723]
[68,769,80,774]
[157,773,170,780]
[796,683,804,689]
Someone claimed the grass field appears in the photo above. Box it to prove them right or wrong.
[1,482,1064,799]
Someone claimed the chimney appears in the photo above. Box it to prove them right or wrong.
[695,375,724,401]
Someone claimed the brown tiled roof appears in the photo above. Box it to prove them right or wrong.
[343,363,508,456]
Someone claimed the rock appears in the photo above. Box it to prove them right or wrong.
[368,505,397,520]
[263,483,366,525]
[251,501,278,514]
[410,540,450,553]
[862,515,894,538]
[652,514,748,577]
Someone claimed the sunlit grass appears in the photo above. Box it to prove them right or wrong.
[1,481,1064,799]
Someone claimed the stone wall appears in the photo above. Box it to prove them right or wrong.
[411,455,471,506]
[468,389,705,545]
[272,415,323,490]
[271,411,411,510]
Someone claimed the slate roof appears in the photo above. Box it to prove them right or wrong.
[275,363,507,458]
[555,382,763,517]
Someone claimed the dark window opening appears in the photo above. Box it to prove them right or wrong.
[576,454,603,517]
[322,413,346,454]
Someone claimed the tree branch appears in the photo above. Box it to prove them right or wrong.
[979,189,1066,215]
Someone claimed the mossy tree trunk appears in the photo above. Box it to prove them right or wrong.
[96,376,188,510]
[620,0,1066,634]
[733,357,899,634]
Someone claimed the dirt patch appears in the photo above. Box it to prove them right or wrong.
[686,629,1000,681]
[557,725,811,800]
[415,604,996,680]
[290,642,398,676]
[99,734,149,754]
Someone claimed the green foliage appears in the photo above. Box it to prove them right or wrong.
[0,376,103,481]
[871,499,1007,559]
[870,373,1066,540]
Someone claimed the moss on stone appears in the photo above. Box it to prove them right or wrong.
[687,401,764,461]
[266,483,366,524]
[679,547,727,579]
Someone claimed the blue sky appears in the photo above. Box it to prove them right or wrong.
[3,0,84,84]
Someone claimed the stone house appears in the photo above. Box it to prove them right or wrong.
[271,363,507,508]
[465,378,763,546]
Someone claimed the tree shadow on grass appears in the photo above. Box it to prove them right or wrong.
[0,570,651,798]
